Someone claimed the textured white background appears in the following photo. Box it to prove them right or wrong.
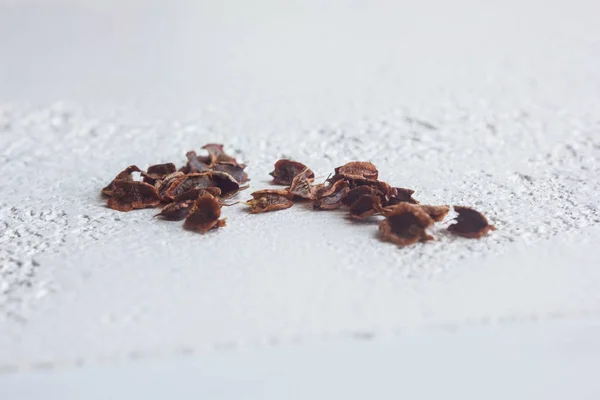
[1,0,600,395]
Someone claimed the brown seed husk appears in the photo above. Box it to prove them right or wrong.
[349,194,383,219]
[171,187,221,202]
[213,162,248,183]
[313,180,350,210]
[387,188,419,206]
[448,206,496,238]
[106,180,161,212]
[420,205,450,222]
[210,171,241,197]
[334,161,378,180]
[157,172,185,201]
[183,151,213,173]
[202,143,238,164]
[289,168,315,199]
[245,189,294,213]
[379,203,434,246]
[328,174,392,197]
[342,186,382,207]
[102,165,141,196]
[142,163,177,185]
[184,194,225,233]
[270,159,314,185]
[155,199,195,220]
[164,173,217,200]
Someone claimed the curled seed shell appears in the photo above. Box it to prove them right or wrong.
[142,163,177,185]
[154,199,195,220]
[210,171,241,197]
[334,161,378,180]
[349,194,383,219]
[213,162,248,183]
[289,168,315,199]
[157,172,185,201]
[342,186,382,207]
[379,203,434,246]
[202,143,238,164]
[164,173,217,200]
[387,188,419,206]
[102,165,141,196]
[184,151,213,173]
[245,189,294,213]
[270,159,314,185]
[313,180,350,210]
[420,205,450,222]
[184,194,225,233]
[172,187,222,202]
[328,174,392,197]
[106,180,161,212]
[448,206,496,238]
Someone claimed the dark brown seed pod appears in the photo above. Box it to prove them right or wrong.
[106,180,161,212]
[349,194,383,219]
[334,161,378,180]
[448,206,496,238]
[289,168,315,199]
[342,186,382,207]
[154,199,195,220]
[184,194,226,233]
[270,159,314,185]
[102,165,141,196]
[213,162,248,184]
[157,172,185,201]
[210,171,241,197]
[202,143,238,164]
[183,151,213,173]
[164,173,217,200]
[420,205,450,222]
[379,203,434,246]
[172,187,222,202]
[244,189,294,213]
[387,188,419,206]
[313,180,350,210]
[141,163,177,185]
[329,174,392,197]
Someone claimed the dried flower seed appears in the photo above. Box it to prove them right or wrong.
[448,206,496,238]
[420,205,450,222]
[334,161,378,180]
[102,165,141,196]
[349,194,383,219]
[342,186,382,207]
[106,180,161,212]
[244,189,294,213]
[172,187,221,202]
[142,163,177,185]
[183,151,213,173]
[387,188,419,206]
[184,194,226,233]
[379,203,434,246]
[202,143,238,164]
[164,173,217,200]
[155,199,195,220]
[270,159,314,185]
[289,168,315,199]
[210,171,242,197]
[213,162,248,183]
[157,172,185,201]
[313,180,350,210]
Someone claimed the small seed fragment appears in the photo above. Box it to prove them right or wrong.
[334,161,378,180]
[420,205,450,222]
[289,168,315,199]
[213,162,248,183]
[342,186,382,207]
[270,160,314,185]
[202,143,238,164]
[379,203,434,246]
[102,165,141,196]
[244,189,294,213]
[155,199,195,220]
[142,163,177,185]
[106,180,161,212]
[313,180,350,210]
[184,194,226,233]
[349,194,383,219]
[387,188,419,206]
[448,206,496,238]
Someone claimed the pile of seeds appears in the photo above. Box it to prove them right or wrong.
[102,146,495,244]
[248,159,495,245]
[102,144,248,233]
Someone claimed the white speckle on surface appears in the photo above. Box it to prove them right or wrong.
[1,0,600,389]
